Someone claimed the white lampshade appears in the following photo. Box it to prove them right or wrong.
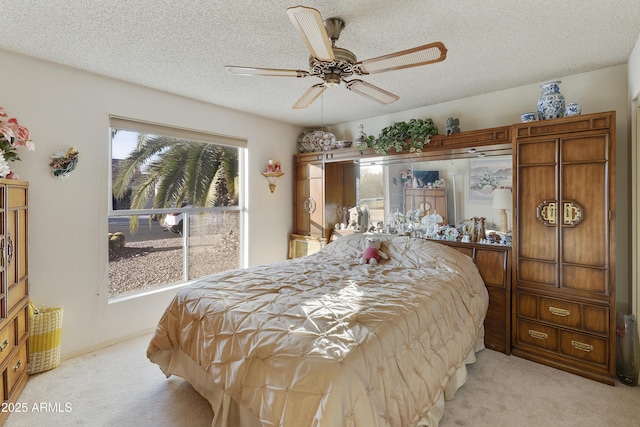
[492,188,512,232]
[492,188,512,210]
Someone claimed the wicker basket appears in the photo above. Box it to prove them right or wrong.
[28,303,63,375]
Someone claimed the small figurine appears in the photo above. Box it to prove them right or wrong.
[478,217,487,240]
[266,159,274,173]
[445,117,460,135]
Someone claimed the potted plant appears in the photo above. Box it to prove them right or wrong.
[360,118,438,155]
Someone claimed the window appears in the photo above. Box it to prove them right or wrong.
[108,117,246,299]
[358,163,385,224]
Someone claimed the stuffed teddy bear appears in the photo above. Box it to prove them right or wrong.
[359,237,389,265]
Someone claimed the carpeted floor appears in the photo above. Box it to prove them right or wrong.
[6,333,640,426]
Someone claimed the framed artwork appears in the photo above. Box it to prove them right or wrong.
[468,157,512,203]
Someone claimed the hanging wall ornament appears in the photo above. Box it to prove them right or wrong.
[50,147,79,178]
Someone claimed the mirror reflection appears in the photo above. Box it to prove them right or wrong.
[355,155,513,242]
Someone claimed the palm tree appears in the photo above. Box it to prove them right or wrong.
[112,134,238,232]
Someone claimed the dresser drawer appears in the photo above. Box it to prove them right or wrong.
[516,292,609,337]
[559,330,608,366]
[0,319,15,367]
[539,297,581,328]
[517,319,557,352]
[6,343,27,395]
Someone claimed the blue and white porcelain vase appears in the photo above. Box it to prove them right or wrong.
[537,81,565,120]
[564,102,582,117]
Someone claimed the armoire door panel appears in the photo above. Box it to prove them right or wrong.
[517,259,557,286]
[517,165,558,262]
[308,177,324,237]
[561,264,608,294]
[517,139,557,165]
[561,163,608,267]
[561,135,609,163]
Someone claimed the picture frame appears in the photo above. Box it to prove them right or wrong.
[468,157,512,203]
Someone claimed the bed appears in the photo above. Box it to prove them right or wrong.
[147,233,488,427]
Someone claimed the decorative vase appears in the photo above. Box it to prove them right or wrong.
[304,130,336,152]
[297,129,316,153]
[565,102,582,117]
[355,124,366,147]
[537,81,565,120]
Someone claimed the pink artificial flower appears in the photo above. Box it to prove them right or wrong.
[0,107,7,117]
[0,122,15,141]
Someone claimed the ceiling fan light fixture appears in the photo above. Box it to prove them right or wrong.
[287,6,334,62]
[325,72,341,87]
[346,80,399,105]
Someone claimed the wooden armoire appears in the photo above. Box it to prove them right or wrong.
[512,111,616,384]
[0,179,29,423]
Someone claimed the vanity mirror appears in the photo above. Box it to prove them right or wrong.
[294,124,513,242]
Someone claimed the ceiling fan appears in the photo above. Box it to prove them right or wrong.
[225,5,447,109]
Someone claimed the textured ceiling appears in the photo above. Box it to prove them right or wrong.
[1,1,639,127]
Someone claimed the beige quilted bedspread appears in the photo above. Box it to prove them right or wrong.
[147,234,488,427]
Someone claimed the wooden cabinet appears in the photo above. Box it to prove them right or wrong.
[404,187,447,224]
[0,179,29,424]
[294,153,324,237]
[294,153,357,241]
[512,112,616,384]
[288,234,326,259]
[435,240,512,354]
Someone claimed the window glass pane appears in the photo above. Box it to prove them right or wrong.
[111,130,240,211]
[188,211,240,280]
[358,164,385,224]
[108,214,184,297]
[109,120,244,299]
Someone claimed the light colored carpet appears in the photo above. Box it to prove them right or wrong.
[6,333,639,426]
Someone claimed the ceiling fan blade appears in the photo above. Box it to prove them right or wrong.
[293,83,327,109]
[356,41,447,75]
[345,79,399,105]
[286,6,334,62]
[225,66,309,78]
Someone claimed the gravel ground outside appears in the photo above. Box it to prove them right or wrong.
[108,214,240,297]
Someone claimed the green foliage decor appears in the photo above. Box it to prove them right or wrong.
[360,118,439,155]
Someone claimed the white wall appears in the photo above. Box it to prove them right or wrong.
[0,49,300,357]
[330,65,631,311]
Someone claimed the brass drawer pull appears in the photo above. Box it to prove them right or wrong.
[13,359,22,372]
[528,329,549,340]
[0,339,8,352]
[570,340,594,352]
[549,306,570,317]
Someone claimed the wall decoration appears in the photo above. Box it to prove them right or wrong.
[468,157,512,203]
[50,147,79,179]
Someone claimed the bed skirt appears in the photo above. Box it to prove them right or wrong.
[151,327,485,427]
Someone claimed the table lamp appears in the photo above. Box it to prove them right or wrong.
[492,188,512,232]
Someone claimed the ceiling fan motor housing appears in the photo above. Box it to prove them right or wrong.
[309,47,358,86]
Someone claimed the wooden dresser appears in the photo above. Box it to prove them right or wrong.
[512,112,615,384]
[0,179,29,423]
[435,240,512,354]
